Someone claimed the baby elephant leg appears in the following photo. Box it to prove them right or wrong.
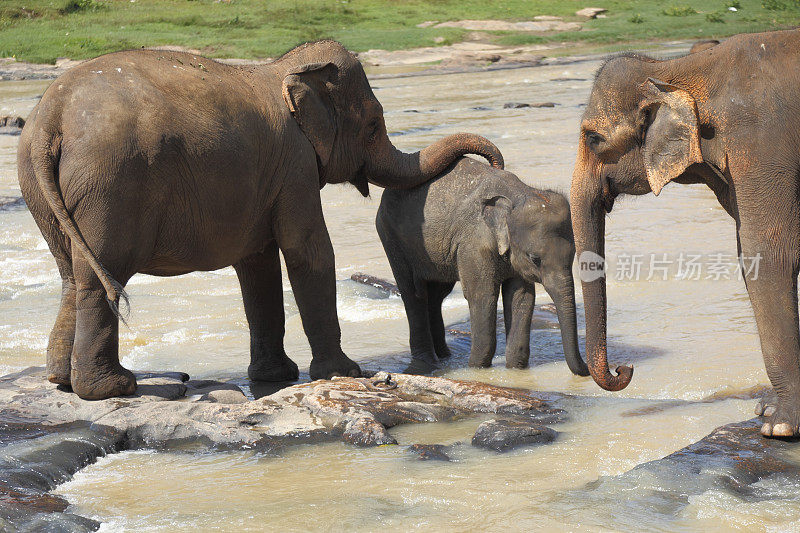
[427,281,456,359]
[501,277,535,368]
[459,257,500,367]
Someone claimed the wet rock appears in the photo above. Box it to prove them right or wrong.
[204,389,248,404]
[0,116,25,135]
[562,419,800,520]
[408,443,451,461]
[0,367,563,527]
[350,272,401,296]
[576,7,607,19]
[472,418,557,452]
[0,197,26,212]
[0,416,124,532]
[503,102,557,109]
[0,368,562,451]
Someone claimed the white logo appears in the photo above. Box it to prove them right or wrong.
[579,251,606,282]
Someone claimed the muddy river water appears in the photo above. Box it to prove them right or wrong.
[0,56,793,531]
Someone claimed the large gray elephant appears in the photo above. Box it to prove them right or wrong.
[570,29,800,437]
[17,40,503,400]
[377,157,588,375]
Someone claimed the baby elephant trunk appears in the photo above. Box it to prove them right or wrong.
[544,270,590,377]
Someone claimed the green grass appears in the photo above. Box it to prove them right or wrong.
[1,0,799,64]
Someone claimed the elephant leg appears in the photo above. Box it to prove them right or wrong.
[427,281,455,360]
[70,245,136,400]
[234,244,299,382]
[501,277,535,369]
[736,213,800,437]
[745,261,800,437]
[47,278,77,385]
[277,194,360,381]
[459,255,499,368]
[394,266,437,368]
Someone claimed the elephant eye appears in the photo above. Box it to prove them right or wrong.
[367,119,381,142]
[638,106,654,141]
[527,252,542,267]
[585,130,605,151]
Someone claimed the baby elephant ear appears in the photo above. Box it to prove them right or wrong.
[282,62,339,167]
[642,78,703,196]
[482,196,512,256]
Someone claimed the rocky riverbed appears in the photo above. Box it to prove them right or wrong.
[0,366,565,531]
[1,362,796,531]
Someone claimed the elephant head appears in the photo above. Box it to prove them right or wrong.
[483,191,588,376]
[279,41,504,196]
[570,54,705,390]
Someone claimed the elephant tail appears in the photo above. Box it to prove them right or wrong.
[29,129,129,320]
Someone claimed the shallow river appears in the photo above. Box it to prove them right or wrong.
[0,56,789,531]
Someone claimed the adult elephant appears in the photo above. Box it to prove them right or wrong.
[570,29,800,437]
[17,40,503,400]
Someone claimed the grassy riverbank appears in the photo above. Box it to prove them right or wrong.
[2,0,800,64]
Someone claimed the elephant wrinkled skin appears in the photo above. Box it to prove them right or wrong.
[17,40,503,400]
[377,157,588,376]
[570,29,800,437]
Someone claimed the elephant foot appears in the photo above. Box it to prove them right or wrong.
[760,398,800,438]
[404,353,439,375]
[755,388,778,417]
[46,350,72,386]
[71,365,137,400]
[248,353,299,382]
[467,354,493,368]
[434,345,452,359]
[309,352,361,381]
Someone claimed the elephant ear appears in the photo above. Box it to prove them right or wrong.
[482,196,512,256]
[282,62,339,167]
[642,78,703,196]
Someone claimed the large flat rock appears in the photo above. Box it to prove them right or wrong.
[0,367,562,530]
[0,368,563,450]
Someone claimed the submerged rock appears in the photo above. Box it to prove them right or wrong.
[503,102,557,109]
[472,418,557,452]
[556,419,800,528]
[350,272,401,296]
[0,197,25,212]
[407,444,451,461]
[0,416,124,532]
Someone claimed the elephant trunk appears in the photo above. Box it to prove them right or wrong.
[544,270,589,377]
[368,132,504,189]
[570,145,633,391]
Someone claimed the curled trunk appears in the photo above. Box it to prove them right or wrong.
[570,146,633,391]
[545,271,589,377]
[368,132,504,189]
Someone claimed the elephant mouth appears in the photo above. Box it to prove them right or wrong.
[350,163,370,197]
[601,174,616,213]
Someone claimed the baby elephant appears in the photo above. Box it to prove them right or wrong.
[377,157,589,375]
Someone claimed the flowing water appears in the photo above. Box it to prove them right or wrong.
[0,56,790,531]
